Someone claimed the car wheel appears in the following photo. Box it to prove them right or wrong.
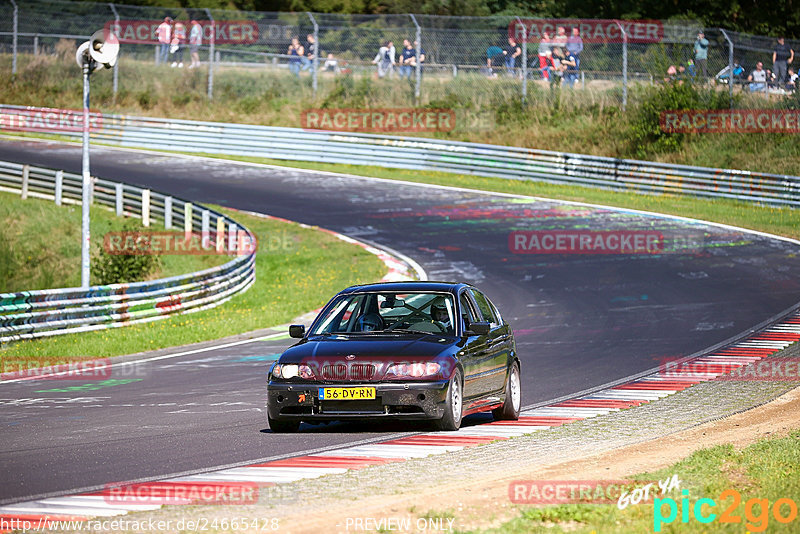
[435,368,463,431]
[268,415,300,433]
[493,361,521,421]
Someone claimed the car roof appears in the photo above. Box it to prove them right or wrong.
[338,281,470,295]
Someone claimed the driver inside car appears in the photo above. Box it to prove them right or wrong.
[431,302,452,331]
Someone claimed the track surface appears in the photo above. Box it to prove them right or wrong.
[2,140,800,503]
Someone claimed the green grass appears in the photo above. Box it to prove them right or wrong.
[0,205,386,365]
[0,191,226,291]
[193,154,800,242]
[479,429,800,533]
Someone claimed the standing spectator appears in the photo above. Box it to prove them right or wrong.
[537,31,552,80]
[399,39,415,79]
[170,21,186,68]
[566,27,583,69]
[287,37,304,77]
[553,26,568,51]
[773,37,794,84]
[372,41,395,78]
[748,61,767,92]
[694,31,709,79]
[303,34,317,72]
[188,20,202,69]
[502,37,521,76]
[156,17,172,65]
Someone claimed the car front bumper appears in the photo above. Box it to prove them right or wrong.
[267,380,449,420]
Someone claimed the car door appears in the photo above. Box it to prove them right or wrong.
[458,290,487,401]
[468,288,512,394]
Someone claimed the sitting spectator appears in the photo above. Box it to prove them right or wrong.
[748,62,767,92]
[373,40,395,78]
[562,48,579,87]
[665,64,678,82]
[287,37,304,77]
[323,53,339,74]
[399,39,415,79]
[787,67,798,92]
[502,37,522,77]
[485,46,504,78]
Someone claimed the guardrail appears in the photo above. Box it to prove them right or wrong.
[0,159,256,344]
[1,104,797,207]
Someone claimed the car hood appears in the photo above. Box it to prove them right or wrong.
[281,334,459,362]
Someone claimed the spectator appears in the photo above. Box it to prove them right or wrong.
[156,17,172,65]
[748,61,767,92]
[323,53,339,74]
[303,34,317,72]
[566,27,583,69]
[787,67,798,91]
[537,31,552,80]
[773,37,794,84]
[694,31,709,79]
[553,26,568,51]
[485,46,503,78]
[665,64,678,82]
[502,37,521,76]
[398,39,415,79]
[287,37,304,77]
[549,47,566,86]
[562,48,579,87]
[170,21,186,68]
[372,40,395,78]
[188,20,202,69]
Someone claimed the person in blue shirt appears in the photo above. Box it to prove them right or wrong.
[694,31,709,79]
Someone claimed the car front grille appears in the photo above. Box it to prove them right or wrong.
[320,363,376,381]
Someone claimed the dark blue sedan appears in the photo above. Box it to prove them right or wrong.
[267,281,520,432]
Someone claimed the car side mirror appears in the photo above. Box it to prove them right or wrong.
[289,324,306,338]
[468,321,491,335]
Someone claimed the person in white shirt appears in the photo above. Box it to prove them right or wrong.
[748,61,767,92]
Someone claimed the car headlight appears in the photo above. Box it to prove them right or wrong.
[385,362,441,378]
[272,364,314,380]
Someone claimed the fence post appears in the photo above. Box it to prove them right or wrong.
[720,29,735,109]
[34,34,38,55]
[10,0,17,75]
[109,3,120,97]
[20,164,29,199]
[164,196,172,229]
[55,170,63,205]
[409,14,422,103]
[184,202,193,237]
[516,16,527,106]
[613,20,628,111]
[205,8,215,99]
[216,216,225,252]
[307,12,319,98]
[115,182,123,215]
[141,189,151,227]
[228,222,237,253]
[201,209,210,248]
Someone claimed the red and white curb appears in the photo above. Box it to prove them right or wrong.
[2,312,798,526]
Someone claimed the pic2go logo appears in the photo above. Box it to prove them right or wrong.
[654,489,798,532]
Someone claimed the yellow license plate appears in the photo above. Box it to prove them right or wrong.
[318,387,376,400]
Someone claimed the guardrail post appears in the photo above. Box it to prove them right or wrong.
[216,216,225,252]
[10,0,17,75]
[55,170,63,205]
[720,29,735,109]
[109,3,120,97]
[409,14,422,103]
[205,8,215,100]
[20,164,29,199]
[115,182,123,215]
[613,20,628,111]
[164,196,172,228]
[154,45,158,65]
[141,189,151,227]
[228,222,237,253]
[201,209,210,248]
[307,12,319,98]
[184,202,193,237]
[34,34,38,56]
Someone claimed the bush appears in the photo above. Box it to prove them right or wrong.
[92,222,161,285]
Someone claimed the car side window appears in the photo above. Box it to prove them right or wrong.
[469,289,498,325]
[459,292,477,330]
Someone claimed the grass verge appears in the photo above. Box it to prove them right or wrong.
[0,205,386,365]
[483,429,800,533]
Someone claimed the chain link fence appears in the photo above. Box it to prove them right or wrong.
[1,0,799,122]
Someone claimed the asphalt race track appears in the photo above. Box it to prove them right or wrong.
[2,139,800,503]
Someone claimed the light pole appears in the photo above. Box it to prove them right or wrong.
[75,29,119,288]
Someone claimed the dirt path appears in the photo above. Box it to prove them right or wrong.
[278,385,800,533]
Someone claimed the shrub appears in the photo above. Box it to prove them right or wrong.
[92,222,161,285]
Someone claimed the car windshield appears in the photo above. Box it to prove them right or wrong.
[309,292,456,335]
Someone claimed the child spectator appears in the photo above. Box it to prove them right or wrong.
[787,67,798,92]
[324,53,339,74]
[170,21,186,68]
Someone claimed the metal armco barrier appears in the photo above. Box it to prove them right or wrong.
[0,159,256,344]
[1,104,797,207]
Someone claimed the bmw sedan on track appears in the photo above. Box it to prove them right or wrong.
[267,281,520,432]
